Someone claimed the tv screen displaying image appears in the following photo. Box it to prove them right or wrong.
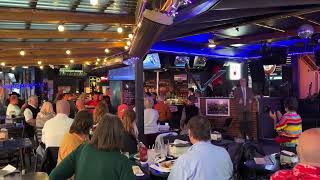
[144,53,161,69]
[108,65,135,80]
[193,56,207,67]
[174,56,190,67]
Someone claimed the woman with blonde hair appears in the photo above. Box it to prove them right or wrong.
[36,101,55,141]
[121,109,138,154]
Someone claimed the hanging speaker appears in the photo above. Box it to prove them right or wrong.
[129,10,173,58]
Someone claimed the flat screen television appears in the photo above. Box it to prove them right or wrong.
[7,73,16,83]
[193,56,207,67]
[144,53,161,69]
[174,56,190,67]
[108,65,135,80]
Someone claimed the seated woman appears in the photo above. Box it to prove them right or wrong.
[57,110,93,164]
[270,97,302,151]
[36,102,55,142]
[120,109,138,155]
[50,113,135,180]
[92,102,109,130]
[144,97,159,134]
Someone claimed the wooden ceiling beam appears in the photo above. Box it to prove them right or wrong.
[0,30,128,39]
[216,26,320,46]
[0,7,135,25]
[0,48,122,57]
[0,42,126,50]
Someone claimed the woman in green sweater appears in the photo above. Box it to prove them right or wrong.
[49,113,135,180]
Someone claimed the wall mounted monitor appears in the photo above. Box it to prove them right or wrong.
[144,53,161,69]
[174,56,190,67]
[193,56,207,67]
[108,65,135,80]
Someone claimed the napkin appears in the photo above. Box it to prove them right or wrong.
[0,164,16,177]
[173,139,189,145]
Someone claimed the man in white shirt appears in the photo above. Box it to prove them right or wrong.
[23,95,40,139]
[6,95,21,117]
[168,116,233,180]
[42,100,73,147]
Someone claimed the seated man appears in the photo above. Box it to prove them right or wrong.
[42,100,74,147]
[271,128,320,179]
[168,116,233,180]
[269,97,302,151]
[6,95,21,117]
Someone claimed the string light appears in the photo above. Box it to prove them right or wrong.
[104,48,110,53]
[96,58,100,62]
[58,24,65,32]
[103,59,107,63]
[70,59,74,63]
[40,66,44,70]
[11,67,15,71]
[65,65,69,68]
[90,0,98,6]
[126,41,131,46]
[117,27,123,33]
[85,62,90,65]
[20,50,25,56]
[124,46,129,50]
[66,50,71,55]
[95,62,98,65]
[37,61,42,65]
[1,62,5,67]
[128,34,133,39]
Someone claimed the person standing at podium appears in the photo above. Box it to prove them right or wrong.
[234,78,254,139]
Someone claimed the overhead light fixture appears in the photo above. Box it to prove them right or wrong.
[66,50,71,55]
[95,62,99,65]
[22,66,28,69]
[103,59,107,63]
[96,58,100,62]
[65,65,69,68]
[90,0,98,6]
[85,62,90,65]
[128,34,133,39]
[20,50,25,56]
[58,24,65,32]
[40,66,44,70]
[1,62,5,67]
[37,61,42,65]
[124,46,129,50]
[104,48,110,54]
[11,67,15,71]
[208,39,216,48]
[117,27,123,33]
[70,59,74,63]
[126,41,131,46]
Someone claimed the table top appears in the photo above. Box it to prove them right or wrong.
[0,138,32,151]
[245,153,280,173]
[3,172,49,180]
[0,123,24,129]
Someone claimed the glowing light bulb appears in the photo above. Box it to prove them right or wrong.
[66,50,71,55]
[90,0,98,6]
[37,61,42,65]
[128,34,133,39]
[124,46,129,50]
[70,59,74,63]
[20,50,25,56]
[117,27,123,33]
[11,67,15,71]
[96,58,100,62]
[126,41,131,46]
[58,24,65,32]
[65,65,69,68]
[1,62,5,67]
[40,66,43,70]
[104,48,110,53]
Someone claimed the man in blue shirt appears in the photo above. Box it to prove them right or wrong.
[168,116,233,180]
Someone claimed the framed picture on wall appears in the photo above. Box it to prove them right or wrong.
[206,98,230,116]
